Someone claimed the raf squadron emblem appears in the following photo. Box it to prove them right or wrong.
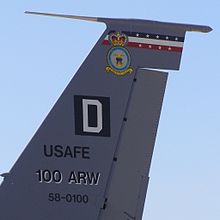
[105,32,133,76]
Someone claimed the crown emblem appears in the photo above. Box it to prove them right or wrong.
[109,32,128,46]
[105,31,133,76]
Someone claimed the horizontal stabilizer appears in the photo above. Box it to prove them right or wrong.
[24,11,98,22]
[25,11,212,70]
[25,11,212,33]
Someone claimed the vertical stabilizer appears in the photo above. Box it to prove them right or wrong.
[0,12,211,220]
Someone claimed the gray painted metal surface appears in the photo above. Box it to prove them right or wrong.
[99,69,168,220]
[0,12,211,220]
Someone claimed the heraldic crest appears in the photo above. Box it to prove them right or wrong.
[105,32,133,76]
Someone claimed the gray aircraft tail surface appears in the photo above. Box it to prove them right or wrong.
[0,12,211,220]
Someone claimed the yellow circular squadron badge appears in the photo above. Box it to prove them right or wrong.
[105,32,133,76]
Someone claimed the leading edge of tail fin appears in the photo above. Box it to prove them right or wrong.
[0,13,211,220]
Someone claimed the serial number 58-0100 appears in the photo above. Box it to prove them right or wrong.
[48,193,89,204]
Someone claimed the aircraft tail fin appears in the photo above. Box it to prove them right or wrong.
[0,12,211,220]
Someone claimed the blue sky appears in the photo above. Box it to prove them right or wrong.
[0,1,219,220]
